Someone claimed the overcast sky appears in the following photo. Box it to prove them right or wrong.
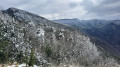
[0,0,120,20]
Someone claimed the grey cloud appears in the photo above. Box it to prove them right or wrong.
[81,0,120,16]
[0,0,120,20]
[102,0,120,4]
[69,2,78,8]
[0,0,27,9]
[17,0,70,15]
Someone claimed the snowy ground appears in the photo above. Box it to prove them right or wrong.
[0,64,38,67]
[8,64,37,67]
[0,64,120,67]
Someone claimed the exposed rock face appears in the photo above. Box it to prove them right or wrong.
[0,8,119,66]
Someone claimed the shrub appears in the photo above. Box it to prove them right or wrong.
[43,45,53,58]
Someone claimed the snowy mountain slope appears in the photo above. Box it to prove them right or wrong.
[0,8,119,67]
[54,19,120,59]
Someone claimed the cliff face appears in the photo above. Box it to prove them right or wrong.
[0,8,119,67]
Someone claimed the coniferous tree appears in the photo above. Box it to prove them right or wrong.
[24,49,29,67]
[28,48,35,67]
[0,40,10,63]
[16,51,24,63]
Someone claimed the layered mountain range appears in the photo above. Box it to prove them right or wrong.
[0,8,120,67]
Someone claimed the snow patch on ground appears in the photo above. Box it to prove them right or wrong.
[29,21,35,26]
[7,64,38,67]
[37,28,44,37]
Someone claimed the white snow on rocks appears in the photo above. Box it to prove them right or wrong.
[37,28,44,37]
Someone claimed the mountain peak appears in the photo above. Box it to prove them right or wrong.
[5,7,43,19]
[73,18,79,20]
[5,7,23,17]
[5,7,44,21]
[7,7,19,11]
[6,7,21,13]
